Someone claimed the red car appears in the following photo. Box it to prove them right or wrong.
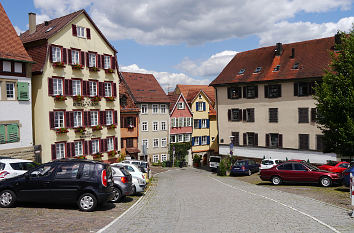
[260,161,341,187]
[317,161,350,173]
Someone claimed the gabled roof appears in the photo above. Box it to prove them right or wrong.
[191,89,214,107]
[210,36,334,86]
[175,84,215,104]
[0,3,32,62]
[20,9,116,53]
[167,91,179,111]
[121,72,169,103]
[119,73,140,113]
[169,93,193,116]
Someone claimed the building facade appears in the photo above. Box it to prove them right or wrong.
[20,10,120,163]
[210,37,338,163]
[0,3,35,160]
[122,72,170,163]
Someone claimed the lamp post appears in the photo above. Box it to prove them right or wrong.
[229,136,234,157]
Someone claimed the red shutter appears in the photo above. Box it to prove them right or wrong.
[69,112,74,128]
[86,52,89,67]
[112,83,117,97]
[51,144,56,160]
[65,111,71,128]
[278,134,283,148]
[68,49,72,65]
[63,48,67,64]
[104,139,108,152]
[114,111,118,125]
[80,51,85,66]
[266,134,270,147]
[114,137,118,150]
[64,79,70,96]
[83,111,89,126]
[69,80,73,96]
[83,80,88,96]
[72,24,77,36]
[99,82,104,97]
[111,57,114,69]
[100,111,105,125]
[97,54,101,68]
[49,112,55,129]
[71,143,75,157]
[66,143,71,158]
[48,78,54,96]
[83,141,88,155]
[100,139,104,152]
[86,28,91,39]
[49,45,53,63]
[89,140,93,154]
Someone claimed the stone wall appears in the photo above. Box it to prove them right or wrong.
[0,146,37,161]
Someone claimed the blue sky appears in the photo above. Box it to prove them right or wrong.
[2,0,353,91]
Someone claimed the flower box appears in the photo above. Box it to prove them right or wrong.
[105,96,115,102]
[73,95,85,101]
[74,127,86,133]
[92,125,103,131]
[93,153,103,159]
[105,68,115,73]
[75,155,87,160]
[90,96,101,102]
[54,95,67,101]
[53,62,65,68]
[108,150,117,157]
[72,64,83,70]
[107,124,117,129]
[89,67,100,72]
[56,128,69,134]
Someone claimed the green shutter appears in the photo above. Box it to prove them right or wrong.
[6,124,19,143]
[17,82,29,101]
[0,125,5,144]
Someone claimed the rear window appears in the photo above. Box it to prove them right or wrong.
[120,167,130,176]
[10,162,37,170]
[140,162,148,168]
[55,163,80,179]
[210,157,220,162]
[234,161,247,166]
[112,167,123,176]
[132,162,140,166]
[82,163,95,178]
[262,160,274,165]
[124,165,135,172]
[277,163,293,170]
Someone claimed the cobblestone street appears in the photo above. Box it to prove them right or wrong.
[102,168,354,233]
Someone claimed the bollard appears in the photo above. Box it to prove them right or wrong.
[350,173,354,217]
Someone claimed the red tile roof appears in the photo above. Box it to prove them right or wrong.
[25,42,47,73]
[167,92,179,111]
[0,3,32,62]
[176,84,215,104]
[210,36,335,86]
[119,75,140,113]
[121,72,169,103]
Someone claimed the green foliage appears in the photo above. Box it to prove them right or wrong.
[217,157,230,176]
[193,154,201,164]
[314,28,354,157]
[170,142,191,161]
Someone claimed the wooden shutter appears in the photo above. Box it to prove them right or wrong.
[227,87,231,99]
[114,137,118,150]
[254,86,258,98]
[83,81,88,96]
[243,133,247,146]
[0,125,5,144]
[81,51,85,65]
[100,139,104,152]
[64,79,70,96]
[6,124,19,143]
[294,83,299,96]
[191,137,195,146]
[49,45,53,63]
[83,141,88,155]
[17,82,29,101]
[69,112,74,128]
[198,119,201,129]
[98,82,104,97]
[243,86,247,98]
[196,102,199,111]
[112,83,117,97]
[238,109,243,121]
[48,78,54,96]
[254,133,258,146]
[65,111,71,128]
[250,109,255,122]
[97,54,101,68]
[228,109,231,121]
[311,108,317,122]
[86,52,89,67]
[266,134,270,147]
[207,136,210,145]
[49,112,55,129]
[278,134,283,148]
[100,111,105,125]
[83,111,89,127]
[278,84,282,97]
[86,28,91,39]
[264,85,269,98]
[104,139,108,152]
[89,140,93,154]
[203,102,206,111]
[66,143,71,158]
[51,144,56,160]
[114,111,118,125]
[63,48,67,64]
[111,57,115,69]
[71,143,75,157]
[68,49,72,65]
[243,109,246,122]
[72,24,77,36]
[206,119,210,128]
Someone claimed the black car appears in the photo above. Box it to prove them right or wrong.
[0,159,114,212]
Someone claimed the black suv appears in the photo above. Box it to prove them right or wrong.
[0,159,114,211]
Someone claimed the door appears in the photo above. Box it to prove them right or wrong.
[276,163,295,181]
[292,163,310,182]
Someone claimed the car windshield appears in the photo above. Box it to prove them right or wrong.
[234,161,247,166]
[303,162,319,171]
[262,160,274,165]
[10,162,37,170]
[210,157,220,162]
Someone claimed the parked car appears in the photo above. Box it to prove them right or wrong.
[131,176,146,195]
[0,159,114,211]
[0,158,39,180]
[209,156,221,171]
[112,163,147,194]
[111,166,133,202]
[230,160,259,176]
[122,160,149,173]
[317,161,350,173]
[260,161,341,187]
[342,165,354,187]
[260,159,282,170]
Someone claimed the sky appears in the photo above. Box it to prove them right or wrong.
[1,0,353,92]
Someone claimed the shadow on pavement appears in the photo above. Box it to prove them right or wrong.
[335,187,350,192]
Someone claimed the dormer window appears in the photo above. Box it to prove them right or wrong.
[238,68,245,74]
[254,67,262,73]
[77,26,85,38]
[273,65,280,72]
[292,62,299,69]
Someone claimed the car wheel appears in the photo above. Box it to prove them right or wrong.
[132,185,137,195]
[320,176,332,187]
[248,170,252,176]
[0,190,16,208]
[111,187,122,202]
[78,193,97,212]
[271,176,282,185]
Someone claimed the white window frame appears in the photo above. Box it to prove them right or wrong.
[54,111,64,128]
[73,111,82,128]
[153,155,159,163]
[153,138,159,148]
[170,135,176,143]
[152,121,158,131]
[106,111,113,125]
[89,53,96,67]
[178,117,184,127]
[142,139,149,149]
[161,154,167,162]
[177,102,185,109]
[184,134,191,142]
[141,104,148,114]
[53,78,63,96]
[77,26,85,38]
[201,119,207,128]
[52,46,61,63]
[107,137,114,151]
[89,81,97,97]
[104,82,112,97]
[160,104,166,114]
[90,111,99,126]
[74,141,83,156]
[194,137,200,146]
[161,138,167,147]
[104,56,111,69]
[71,50,80,65]
[142,121,148,131]
[202,136,208,145]
[56,143,65,159]
[152,104,159,114]
[72,80,81,96]
[178,134,184,143]
[197,102,204,111]
[6,82,15,100]
[161,121,166,131]
[92,139,99,154]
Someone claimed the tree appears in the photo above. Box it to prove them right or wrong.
[314,27,354,159]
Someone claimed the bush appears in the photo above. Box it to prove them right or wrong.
[217,157,232,176]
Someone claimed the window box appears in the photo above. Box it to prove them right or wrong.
[55,128,69,134]
[53,62,65,68]
[74,127,86,133]
[89,67,100,72]
[105,96,115,102]
[107,124,117,129]
[92,125,103,131]
[105,68,114,73]
[93,153,103,159]
[73,95,85,101]
[71,64,83,70]
[54,95,67,101]
[108,150,117,157]
[75,155,87,160]
[90,96,101,102]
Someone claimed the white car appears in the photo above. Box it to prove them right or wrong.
[112,163,146,188]
[209,156,221,171]
[122,160,149,173]
[260,159,282,170]
[0,158,38,180]
[131,176,146,195]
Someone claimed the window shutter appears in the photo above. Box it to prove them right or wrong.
[17,82,29,101]
[171,118,175,127]
[83,80,88,96]
[311,108,316,122]
[83,111,89,127]
[254,133,258,146]
[86,28,91,39]
[191,137,195,146]
[48,78,54,96]
[72,24,77,36]
[278,134,283,148]
[207,136,210,145]
[49,45,53,63]
[228,109,231,121]
[69,80,73,96]
[243,109,246,121]
[238,109,243,121]
[103,139,107,152]
[64,79,70,96]
[198,120,201,129]
[65,111,71,128]
[196,102,199,111]
[71,143,75,157]
[97,54,101,68]
[203,102,206,111]
[51,144,56,160]
[250,109,255,122]
[206,119,210,128]
[112,83,117,97]
[63,48,67,64]
[49,112,55,129]
[114,137,118,150]
[255,86,258,98]
[100,139,104,153]
[83,141,88,155]
[243,86,247,98]
[89,140,92,154]
[80,51,85,66]
[294,83,299,96]
[264,85,269,98]
[227,87,231,99]
[6,124,19,143]
[114,111,118,125]
[99,82,104,97]
[278,84,282,97]
[86,52,89,67]
[69,112,74,128]
[266,134,270,147]
[0,125,5,144]
[66,143,71,158]
[133,117,136,127]
[66,49,72,65]
[100,111,104,125]
[243,133,247,145]
[199,136,202,145]
[111,57,115,69]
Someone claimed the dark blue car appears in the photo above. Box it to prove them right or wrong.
[342,165,354,187]
[230,160,259,176]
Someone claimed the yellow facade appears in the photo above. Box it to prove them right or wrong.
[32,13,120,162]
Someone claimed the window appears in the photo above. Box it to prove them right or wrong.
[178,117,184,127]
[244,86,257,98]
[299,134,309,150]
[72,80,81,96]
[152,121,158,131]
[311,108,317,122]
[265,84,281,98]
[142,139,148,149]
[184,134,191,142]
[2,61,11,72]
[185,117,192,127]
[273,65,280,71]
[294,163,308,171]
[104,82,112,97]
[228,86,242,99]
[161,121,166,131]
[254,67,262,73]
[56,143,65,159]
[294,82,316,97]
[71,50,80,65]
[243,132,258,146]
[201,119,208,128]
[92,139,99,154]
[197,102,205,111]
[269,108,278,123]
[120,95,127,107]
[277,163,293,170]
[74,141,83,156]
[177,102,185,109]
[6,82,15,100]
[77,26,85,38]
[89,53,96,67]
[298,108,309,123]
[160,104,166,114]
[73,111,82,127]
[231,132,239,146]
[211,137,215,142]
[141,104,148,114]
[90,111,98,126]
[152,104,159,114]
[126,138,134,148]
[161,154,167,162]
[170,135,176,143]
[231,109,242,121]
[194,137,200,146]
[104,56,111,69]
[194,119,200,129]
[270,134,279,148]
[244,108,255,122]
[55,163,80,179]
[54,111,64,128]
[153,138,159,148]
[89,81,97,96]
[52,46,61,62]
[53,78,63,96]
[153,155,159,163]
[106,110,113,125]
[142,122,148,131]
[238,68,245,74]
[14,62,22,73]
[178,134,184,143]
[161,138,167,147]
[202,136,208,145]
[316,135,324,152]
[292,62,299,69]
[0,123,19,144]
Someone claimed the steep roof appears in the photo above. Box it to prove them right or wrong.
[167,91,179,112]
[119,73,140,113]
[121,72,169,103]
[0,3,32,62]
[210,36,335,86]
[176,84,215,104]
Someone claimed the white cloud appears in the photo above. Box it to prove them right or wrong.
[258,17,354,46]
[176,50,237,77]
[120,64,210,93]
[14,26,24,35]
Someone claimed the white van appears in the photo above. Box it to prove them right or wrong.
[209,156,221,171]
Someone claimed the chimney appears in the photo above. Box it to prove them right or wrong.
[29,12,36,35]
[291,48,295,58]
[275,42,283,56]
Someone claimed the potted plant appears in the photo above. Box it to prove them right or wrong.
[105,68,114,73]
[193,154,201,167]
[89,67,99,72]
[56,128,69,134]
[108,150,117,157]
[72,64,83,70]
[54,95,67,101]
[74,126,86,133]
[73,95,85,101]
[90,96,101,102]
[92,125,103,131]
[107,124,117,129]
[105,96,115,101]
[53,61,65,68]
[93,153,103,159]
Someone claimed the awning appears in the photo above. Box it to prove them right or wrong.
[126,147,141,154]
